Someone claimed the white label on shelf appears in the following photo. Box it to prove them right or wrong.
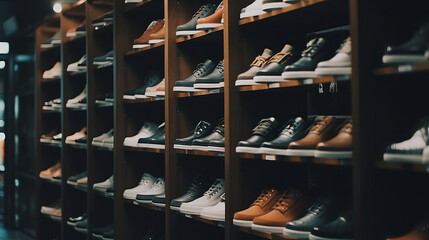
[218,153,225,157]
[398,65,414,72]
[269,83,280,88]
[265,155,276,161]
[303,79,314,85]
[210,89,220,94]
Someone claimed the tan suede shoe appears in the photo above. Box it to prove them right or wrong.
[148,25,165,44]
[52,167,62,179]
[77,176,88,185]
[65,127,87,143]
[39,162,61,179]
[51,208,62,220]
[315,119,353,158]
[133,19,164,48]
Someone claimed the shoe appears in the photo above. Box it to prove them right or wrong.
[65,127,87,143]
[240,0,266,19]
[92,129,114,147]
[106,186,114,197]
[233,188,281,227]
[41,129,59,143]
[316,37,352,76]
[75,23,87,37]
[251,188,310,233]
[283,194,340,238]
[145,78,165,97]
[74,219,88,233]
[180,178,225,215]
[148,24,166,44]
[282,37,340,79]
[200,193,225,221]
[92,224,114,239]
[173,59,216,92]
[261,0,291,11]
[286,116,340,157]
[253,44,298,82]
[194,60,224,89]
[67,55,87,72]
[43,62,62,79]
[314,119,353,158]
[41,201,61,215]
[236,117,280,153]
[66,85,87,108]
[75,136,87,144]
[123,173,156,200]
[123,72,163,99]
[53,132,62,142]
[67,213,86,227]
[135,177,165,203]
[196,1,224,30]
[309,211,353,240]
[170,175,208,211]
[51,166,62,180]
[102,228,114,240]
[386,220,429,240]
[176,4,217,36]
[102,136,114,148]
[152,193,166,207]
[41,32,61,48]
[93,51,114,66]
[174,120,213,149]
[236,48,274,86]
[383,20,429,64]
[191,118,224,150]
[137,123,166,149]
[155,80,166,96]
[259,117,309,155]
[77,176,88,185]
[51,208,62,220]
[93,175,114,193]
[67,171,87,186]
[66,21,85,37]
[123,122,158,147]
[39,162,61,180]
[92,11,113,27]
[207,138,225,152]
[133,19,165,48]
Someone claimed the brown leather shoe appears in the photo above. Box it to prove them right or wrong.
[233,188,281,227]
[133,19,164,48]
[52,167,62,179]
[148,24,165,44]
[387,220,429,240]
[251,188,310,233]
[315,119,352,158]
[77,176,88,185]
[145,78,165,97]
[41,129,58,143]
[286,116,339,157]
[51,208,62,220]
[39,162,61,180]
[155,80,165,96]
[196,1,224,30]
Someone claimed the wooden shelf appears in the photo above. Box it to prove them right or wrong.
[125,199,166,212]
[175,149,225,157]
[41,177,62,186]
[66,142,88,149]
[124,41,164,57]
[68,183,88,193]
[62,0,86,17]
[70,70,87,77]
[375,161,429,173]
[238,76,349,92]
[176,88,223,98]
[123,0,156,14]
[239,0,327,26]
[93,145,114,151]
[42,77,61,83]
[123,96,165,104]
[40,44,61,54]
[374,62,429,76]
[42,108,62,113]
[237,226,304,240]
[178,212,224,228]
[41,140,62,148]
[176,26,224,44]
[92,0,114,7]
[239,153,353,167]
[123,145,165,153]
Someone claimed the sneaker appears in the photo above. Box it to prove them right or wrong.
[191,118,224,151]
[253,44,298,82]
[233,188,281,227]
[123,173,156,200]
[259,117,309,155]
[135,177,165,203]
[67,213,86,227]
[92,129,114,147]
[53,132,62,142]
[137,123,166,149]
[65,127,87,143]
[180,178,225,215]
[236,48,274,86]
[93,175,114,193]
[316,37,352,76]
[66,21,85,38]
[151,193,166,207]
[196,1,224,30]
[41,129,59,143]
[251,188,310,233]
[67,55,87,72]
[170,175,208,211]
[67,171,87,186]
[200,193,225,221]
[39,162,61,180]
[309,211,353,240]
[93,51,114,66]
[133,19,165,48]
[148,24,166,44]
[41,201,61,215]
[236,117,280,154]
[174,120,213,150]
[123,122,159,147]
[314,119,353,159]
[194,60,224,89]
[43,62,62,79]
[176,4,217,36]
[173,59,216,92]
[145,78,165,97]
[74,219,88,233]
[261,0,291,11]
[240,0,266,19]
[123,72,163,99]
[102,136,114,148]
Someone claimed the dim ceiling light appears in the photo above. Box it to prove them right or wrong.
[53,2,62,13]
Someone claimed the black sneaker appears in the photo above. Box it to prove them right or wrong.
[207,138,225,152]
[173,59,216,92]
[191,119,224,151]
[262,0,290,11]
[235,117,280,154]
[309,211,353,240]
[67,171,87,186]
[137,123,166,149]
[74,219,88,233]
[174,120,213,149]
[282,37,340,79]
[170,175,208,211]
[176,4,217,36]
[93,51,114,66]
[123,71,163,99]
[194,60,224,89]
[259,117,309,155]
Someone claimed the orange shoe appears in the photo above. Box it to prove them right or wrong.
[387,220,429,240]
[39,162,61,180]
[196,1,224,30]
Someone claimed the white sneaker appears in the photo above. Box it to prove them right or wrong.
[123,173,156,200]
[261,0,291,11]
[240,0,266,19]
[92,129,113,147]
[200,193,225,221]
[102,136,114,148]
[180,178,225,215]
[384,126,428,163]
[67,55,87,72]
[135,177,165,203]
[66,85,87,108]
[316,37,352,76]
[93,175,113,192]
[43,62,62,79]
[123,122,158,147]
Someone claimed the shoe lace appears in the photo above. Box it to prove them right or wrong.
[267,52,291,64]
[146,20,159,31]
[215,60,224,73]
[309,117,330,134]
[252,189,275,207]
[204,180,224,198]
[192,4,211,19]
[220,193,226,202]
[192,121,211,136]
[273,190,299,212]
[337,37,352,54]
[301,38,323,58]
[140,174,153,185]
[157,123,166,134]
[250,55,270,67]
[214,122,225,136]
[340,120,352,134]
[216,1,223,11]
[307,201,324,216]
[192,63,208,77]
[187,182,201,196]
[281,119,302,136]
[252,118,275,136]
[152,179,164,190]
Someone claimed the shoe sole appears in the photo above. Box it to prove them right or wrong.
[41,44,54,48]
[253,75,284,82]
[179,206,203,215]
[74,227,88,234]
[284,149,315,157]
[92,233,103,239]
[135,94,149,99]
[102,143,114,148]
[314,150,352,159]
[152,202,166,208]
[233,219,253,227]
[200,212,225,222]
[40,138,53,143]
[102,237,114,240]
[136,143,165,149]
[190,145,210,151]
[315,67,352,76]
[173,86,202,92]
[123,95,136,100]
[67,221,77,227]
[196,23,223,29]
[170,205,181,211]
[123,142,138,147]
[382,54,428,64]
[383,153,422,162]
[258,147,288,155]
[281,71,318,79]
[240,10,266,19]
[173,144,194,150]
[155,91,165,96]
[148,39,165,44]
[92,141,105,147]
[309,233,352,240]
[251,223,284,233]
[144,92,157,97]
[133,44,151,49]
[261,2,290,11]
[93,61,112,66]
[176,30,204,36]
[283,227,310,238]
[235,79,260,86]
[67,180,78,186]
[207,146,225,152]
[236,146,262,154]
[193,82,223,89]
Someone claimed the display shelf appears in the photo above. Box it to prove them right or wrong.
[123,96,165,104]
[123,0,157,14]
[68,183,88,193]
[176,88,223,98]
[95,102,114,108]
[65,142,88,149]
[69,70,87,77]
[124,42,164,57]
[93,22,113,33]
[239,0,327,26]
[175,149,225,157]
[237,227,301,240]
[123,145,165,153]
[374,62,429,76]
[40,44,61,54]
[42,108,62,113]
[41,77,61,83]
[41,177,62,186]
[177,212,224,228]
[62,0,86,17]
[94,189,114,200]
[40,140,62,148]
[93,144,114,151]
[92,0,114,7]
[237,76,349,92]
[375,161,429,173]
[239,153,353,166]
[124,199,166,212]
[176,25,224,44]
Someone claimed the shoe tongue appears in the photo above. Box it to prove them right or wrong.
[203,59,213,66]
[280,44,294,53]
[261,48,273,58]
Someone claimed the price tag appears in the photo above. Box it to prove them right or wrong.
[398,65,414,73]
[210,89,220,94]
[269,83,280,88]
[265,155,276,161]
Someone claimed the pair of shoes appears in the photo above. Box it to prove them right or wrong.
[234,188,311,233]
[92,11,113,28]
[43,98,62,110]
[123,122,159,147]
[137,123,166,149]
[174,119,225,152]
[144,78,165,97]
[236,116,353,158]
[41,200,61,216]
[92,223,114,240]
[65,127,87,144]
[92,129,114,148]
[93,51,114,66]
[39,162,61,180]
[43,62,62,79]
[173,59,224,92]
[123,72,164,99]
[240,0,300,19]
[176,3,219,36]
[133,19,165,48]
[132,175,166,205]
[67,171,87,186]
[40,129,60,143]
[66,84,87,108]
[67,213,86,227]
[41,32,61,48]
[66,20,86,38]
[67,55,87,72]
[93,175,114,196]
